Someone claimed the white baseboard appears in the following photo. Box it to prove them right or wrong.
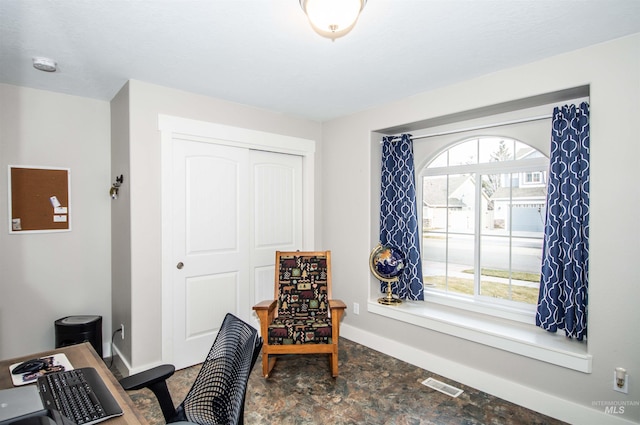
[110,344,164,377]
[340,323,636,425]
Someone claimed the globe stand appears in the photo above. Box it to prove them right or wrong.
[378,279,402,305]
[370,244,404,306]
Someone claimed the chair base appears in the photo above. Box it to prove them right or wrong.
[262,350,338,378]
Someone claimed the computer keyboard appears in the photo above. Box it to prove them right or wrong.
[37,368,123,425]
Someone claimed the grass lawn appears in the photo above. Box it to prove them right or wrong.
[424,275,539,304]
[461,268,540,283]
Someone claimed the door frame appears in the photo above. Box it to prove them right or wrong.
[158,114,315,365]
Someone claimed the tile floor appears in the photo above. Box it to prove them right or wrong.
[115,338,566,425]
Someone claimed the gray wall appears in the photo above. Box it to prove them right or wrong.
[110,82,132,363]
[0,84,111,359]
[322,34,640,424]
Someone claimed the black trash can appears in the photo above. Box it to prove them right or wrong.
[55,315,103,357]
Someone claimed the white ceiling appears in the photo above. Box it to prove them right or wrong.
[1,1,639,122]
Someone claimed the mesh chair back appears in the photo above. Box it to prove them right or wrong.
[178,313,262,425]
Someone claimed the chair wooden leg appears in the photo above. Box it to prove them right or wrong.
[330,350,339,377]
[262,352,278,378]
[262,352,270,377]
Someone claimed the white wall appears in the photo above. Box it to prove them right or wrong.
[111,80,323,371]
[0,84,112,359]
[322,34,640,424]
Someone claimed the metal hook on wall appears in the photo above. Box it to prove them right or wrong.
[110,174,124,200]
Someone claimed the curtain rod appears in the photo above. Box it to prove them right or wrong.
[383,114,553,143]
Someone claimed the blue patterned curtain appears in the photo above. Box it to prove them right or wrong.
[379,134,424,300]
[536,102,590,340]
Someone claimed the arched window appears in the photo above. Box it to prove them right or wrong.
[420,137,548,315]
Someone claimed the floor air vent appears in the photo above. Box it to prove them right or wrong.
[421,377,463,398]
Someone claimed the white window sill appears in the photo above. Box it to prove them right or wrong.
[368,299,592,373]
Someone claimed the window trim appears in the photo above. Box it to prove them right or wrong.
[367,299,592,373]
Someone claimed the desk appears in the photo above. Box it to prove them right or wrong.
[0,342,148,425]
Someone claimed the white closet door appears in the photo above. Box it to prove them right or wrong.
[250,150,303,310]
[171,139,249,370]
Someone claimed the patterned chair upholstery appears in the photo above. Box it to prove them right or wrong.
[253,251,346,377]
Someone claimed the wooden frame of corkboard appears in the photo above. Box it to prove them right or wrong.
[8,165,71,234]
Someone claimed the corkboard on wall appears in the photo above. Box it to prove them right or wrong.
[9,166,71,233]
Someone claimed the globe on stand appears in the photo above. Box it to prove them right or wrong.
[369,244,405,305]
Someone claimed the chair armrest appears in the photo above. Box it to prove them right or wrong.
[329,299,346,343]
[329,299,346,310]
[253,300,277,345]
[119,364,175,391]
[120,364,177,423]
[253,299,277,312]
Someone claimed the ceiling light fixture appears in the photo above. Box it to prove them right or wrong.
[33,57,57,72]
[299,0,367,40]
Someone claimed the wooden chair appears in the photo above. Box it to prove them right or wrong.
[252,250,346,378]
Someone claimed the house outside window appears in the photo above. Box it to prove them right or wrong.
[420,137,549,319]
[524,171,543,184]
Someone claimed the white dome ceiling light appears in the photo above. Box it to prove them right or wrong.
[33,57,57,72]
[299,0,367,40]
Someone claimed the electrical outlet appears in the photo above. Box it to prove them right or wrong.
[613,370,629,394]
[353,302,360,315]
[121,323,125,340]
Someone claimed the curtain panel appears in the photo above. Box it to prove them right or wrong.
[379,134,424,301]
[536,102,590,341]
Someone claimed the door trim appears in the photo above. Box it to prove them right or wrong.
[159,114,316,365]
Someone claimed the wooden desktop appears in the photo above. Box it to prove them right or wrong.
[0,342,148,425]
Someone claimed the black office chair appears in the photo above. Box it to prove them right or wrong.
[119,313,262,425]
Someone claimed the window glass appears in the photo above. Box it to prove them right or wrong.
[423,230,447,288]
[478,138,514,163]
[422,137,547,310]
[447,174,475,234]
[429,151,448,168]
[515,140,537,159]
[482,173,509,235]
[479,234,511,299]
[447,139,477,166]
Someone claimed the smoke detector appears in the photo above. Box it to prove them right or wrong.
[33,57,57,72]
